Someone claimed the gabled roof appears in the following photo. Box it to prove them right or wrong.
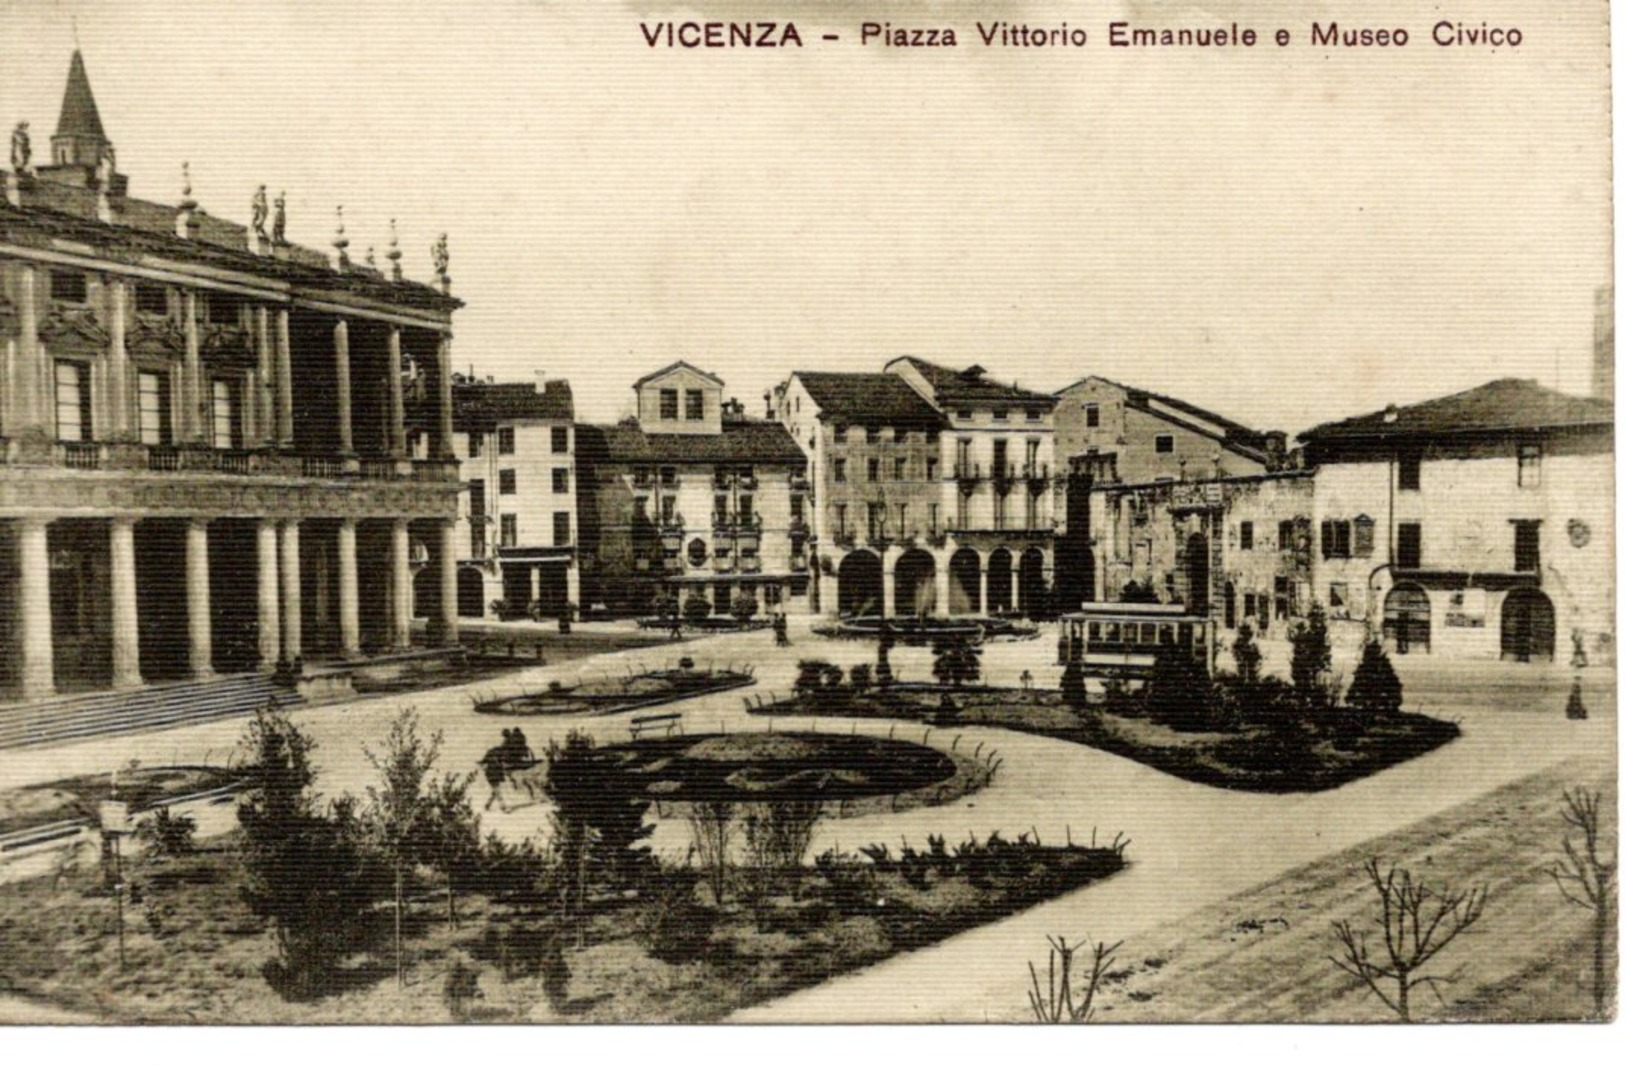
[577,419,805,466]
[447,380,574,433]
[886,356,1055,407]
[631,360,724,390]
[792,371,947,427]
[55,51,107,141]
[1300,379,1614,442]
[1062,374,1272,456]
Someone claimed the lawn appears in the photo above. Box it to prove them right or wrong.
[759,685,1460,792]
[0,825,1126,1023]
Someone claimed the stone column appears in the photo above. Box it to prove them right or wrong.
[333,318,354,455]
[337,518,360,658]
[437,519,459,646]
[17,518,55,699]
[881,549,896,618]
[435,334,454,459]
[391,519,413,650]
[256,519,281,671]
[280,520,302,661]
[109,517,141,689]
[106,280,129,439]
[1011,558,1022,614]
[185,518,214,678]
[934,552,952,618]
[387,327,406,458]
[255,307,274,447]
[275,308,294,447]
[14,265,41,429]
[978,556,989,616]
[182,291,202,443]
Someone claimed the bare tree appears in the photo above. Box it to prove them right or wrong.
[1549,786,1616,1019]
[1027,935,1121,1023]
[686,801,735,905]
[1330,858,1488,1022]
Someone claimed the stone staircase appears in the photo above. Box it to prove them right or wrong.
[0,673,304,751]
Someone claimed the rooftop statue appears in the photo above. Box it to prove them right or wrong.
[10,121,30,172]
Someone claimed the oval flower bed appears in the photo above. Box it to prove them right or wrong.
[475,664,755,717]
[0,765,246,846]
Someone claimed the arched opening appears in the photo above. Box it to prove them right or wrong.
[1020,547,1049,617]
[948,549,982,615]
[456,567,485,619]
[1185,532,1210,615]
[986,548,1014,615]
[1501,588,1556,662]
[1383,584,1431,655]
[893,549,937,617]
[836,551,883,618]
[1223,581,1237,630]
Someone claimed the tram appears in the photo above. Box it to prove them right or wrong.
[1058,602,1216,679]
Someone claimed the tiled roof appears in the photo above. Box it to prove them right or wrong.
[793,371,946,426]
[890,355,1055,406]
[1071,375,1272,454]
[449,381,574,432]
[630,360,724,389]
[577,419,806,465]
[1301,379,1613,441]
[56,51,107,140]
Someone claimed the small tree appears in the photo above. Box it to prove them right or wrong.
[1119,580,1159,604]
[1549,786,1616,1019]
[543,731,655,917]
[730,590,759,624]
[1027,935,1121,1023]
[1060,657,1088,710]
[363,709,443,987]
[1231,622,1263,687]
[743,800,822,901]
[687,801,736,905]
[931,635,982,688]
[1346,638,1403,719]
[848,662,873,695]
[1330,858,1488,1021]
[682,594,714,626]
[422,772,483,929]
[1289,602,1334,709]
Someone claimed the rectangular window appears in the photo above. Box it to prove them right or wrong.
[1320,520,1352,560]
[929,503,940,533]
[992,439,1008,479]
[1513,520,1541,572]
[50,270,88,304]
[956,409,973,422]
[659,466,678,486]
[1025,408,1043,422]
[54,361,89,441]
[738,494,753,522]
[868,457,880,482]
[790,495,804,522]
[714,493,728,523]
[685,390,704,421]
[467,432,483,459]
[1398,452,1421,491]
[835,503,848,535]
[992,408,1009,422]
[499,469,517,495]
[1396,522,1423,569]
[1239,521,1254,550]
[894,456,907,480]
[632,496,649,522]
[553,512,571,546]
[1084,403,1100,429]
[468,479,486,519]
[833,426,847,443]
[926,456,939,480]
[1277,520,1294,550]
[660,495,676,523]
[1329,582,1348,610]
[1026,438,1040,474]
[133,282,168,316]
[659,389,679,420]
[210,379,240,449]
[1154,434,1174,454]
[552,468,569,494]
[1518,443,1542,488]
[1354,516,1376,557]
[136,370,170,446]
[551,426,569,454]
[896,503,908,535]
[497,427,515,455]
[993,491,1007,530]
[500,514,518,548]
[470,523,486,559]
[868,502,886,541]
[833,458,847,483]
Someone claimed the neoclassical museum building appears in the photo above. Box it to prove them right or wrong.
[0,52,464,703]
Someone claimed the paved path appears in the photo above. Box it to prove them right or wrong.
[0,619,1612,1023]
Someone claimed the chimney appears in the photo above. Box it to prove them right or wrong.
[1382,404,1399,424]
[535,369,548,394]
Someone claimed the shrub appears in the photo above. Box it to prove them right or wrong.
[637,870,718,961]
[793,659,832,695]
[1060,657,1088,709]
[730,590,759,623]
[1120,580,1159,604]
[848,663,873,694]
[931,634,982,688]
[1144,641,1213,731]
[686,801,735,905]
[1346,638,1403,719]
[442,955,483,1021]
[682,594,713,625]
[135,806,197,861]
[543,731,655,915]
[1231,623,1262,686]
[743,799,823,898]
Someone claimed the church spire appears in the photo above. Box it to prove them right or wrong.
[38,49,124,196]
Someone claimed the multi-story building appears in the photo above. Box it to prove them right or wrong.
[1052,375,1281,608]
[576,361,809,617]
[0,51,464,702]
[1090,378,1614,665]
[1301,378,1613,662]
[418,372,576,620]
[775,357,1057,618]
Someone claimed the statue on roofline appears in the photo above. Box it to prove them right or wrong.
[10,122,30,172]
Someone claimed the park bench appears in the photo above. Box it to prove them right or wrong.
[629,712,683,740]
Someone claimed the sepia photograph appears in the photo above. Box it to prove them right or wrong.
[0,0,1616,1034]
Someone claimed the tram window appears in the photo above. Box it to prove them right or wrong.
[1123,625,1138,645]
[1103,622,1120,642]
[1088,622,1101,641]
[1194,626,1206,645]
[1141,623,1158,643]
[1177,624,1190,644]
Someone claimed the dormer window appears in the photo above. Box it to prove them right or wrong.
[50,270,88,304]
[956,409,973,421]
[685,390,704,421]
[992,408,1009,422]
[659,389,679,420]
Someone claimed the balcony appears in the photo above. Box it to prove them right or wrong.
[953,462,982,482]
[739,555,762,574]
[1023,462,1051,490]
[57,441,104,470]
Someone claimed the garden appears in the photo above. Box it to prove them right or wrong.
[474,659,755,717]
[0,704,1126,1023]
[758,606,1460,793]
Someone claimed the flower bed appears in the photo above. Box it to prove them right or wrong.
[474,665,755,716]
[0,765,245,843]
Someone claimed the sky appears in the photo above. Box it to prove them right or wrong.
[0,0,1611,434]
